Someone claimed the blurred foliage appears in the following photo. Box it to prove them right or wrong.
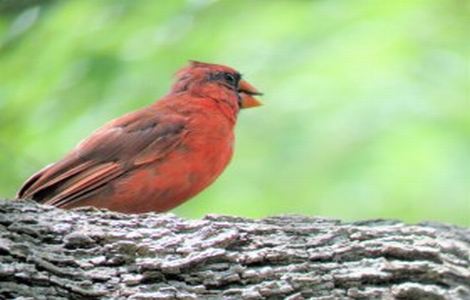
[0,0,468,225]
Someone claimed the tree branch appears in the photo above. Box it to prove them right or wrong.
[0,200,468,299]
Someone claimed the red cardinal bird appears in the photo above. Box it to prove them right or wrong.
[17,61,262,213]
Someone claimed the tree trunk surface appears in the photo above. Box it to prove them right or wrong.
[0,200,468,300]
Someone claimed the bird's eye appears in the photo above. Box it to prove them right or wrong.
[223,73,237,87]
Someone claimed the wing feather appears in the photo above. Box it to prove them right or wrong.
[18,160,95,200]
[45,162,123,207]
[17,106,188,208]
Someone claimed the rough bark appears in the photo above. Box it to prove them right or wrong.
[0,200,468,300]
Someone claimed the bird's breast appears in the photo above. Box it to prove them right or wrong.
[135,114,235,211]
[182,114,235,181]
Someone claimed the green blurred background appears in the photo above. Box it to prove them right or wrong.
[0,0,468,225]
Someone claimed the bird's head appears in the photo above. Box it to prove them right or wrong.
[171,61,262,109]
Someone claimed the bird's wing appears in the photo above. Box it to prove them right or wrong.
[17,107,188,207]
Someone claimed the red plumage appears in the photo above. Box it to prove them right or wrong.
[17,61,262,213]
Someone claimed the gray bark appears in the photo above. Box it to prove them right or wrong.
[0,199,468,300]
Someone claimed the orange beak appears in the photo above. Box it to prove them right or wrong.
[238,80,262,109]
